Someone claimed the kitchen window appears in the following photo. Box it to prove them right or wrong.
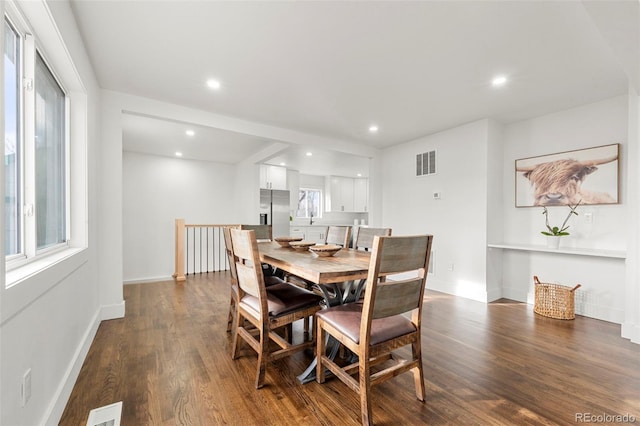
[4,10,69,270]
[296,188,322,219]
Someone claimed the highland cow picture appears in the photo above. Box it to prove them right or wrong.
[515,143,619,207]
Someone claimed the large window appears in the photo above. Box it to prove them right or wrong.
[296,188,321,219]
[4,13,68,266]
[4,19,21,256]
[34,52,66,249]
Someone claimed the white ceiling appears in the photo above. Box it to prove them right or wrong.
[70,1,634,173]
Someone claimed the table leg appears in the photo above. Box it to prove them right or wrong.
[297,334,340,384]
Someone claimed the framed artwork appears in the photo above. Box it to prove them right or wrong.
[515,143,619,207]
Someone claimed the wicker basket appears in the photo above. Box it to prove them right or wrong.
[533,276,581,320]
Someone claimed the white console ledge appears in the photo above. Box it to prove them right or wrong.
[487,243,626,259]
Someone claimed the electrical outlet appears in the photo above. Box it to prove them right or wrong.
[584,212,593,224]
[448,263,454,272]
[22,369,32,407]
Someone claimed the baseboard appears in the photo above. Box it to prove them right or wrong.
[621,322,640,344]
[43,309,101,426]
[123,275,174,285]
[101,300,126,321]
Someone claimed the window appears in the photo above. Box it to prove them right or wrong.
[34,52,66,250]
[4,19,21,256]
[4,12,68,267]
[296,188,321,218]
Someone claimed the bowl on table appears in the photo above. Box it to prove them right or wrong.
[309,244,342,257]
[274,236,303,247]
[289,241,316,252]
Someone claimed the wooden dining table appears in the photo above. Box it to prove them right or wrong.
[258,241,371,383]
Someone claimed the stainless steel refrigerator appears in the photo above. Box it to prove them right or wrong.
[259,189,290,238]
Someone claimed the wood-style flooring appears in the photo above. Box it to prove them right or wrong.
[60,273,640,425]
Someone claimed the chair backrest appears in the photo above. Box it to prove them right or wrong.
[230,229,268,313]
[222,227,238,282]
[361,235,433,330]
[325,226,351,248]
[240,224,272,241]
[353,227,392,251]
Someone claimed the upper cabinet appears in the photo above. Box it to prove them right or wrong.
[326,176,368,212]
[260,165,287,190]
[353,178,368,212]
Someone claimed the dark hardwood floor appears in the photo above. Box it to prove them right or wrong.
[60,273,640,425]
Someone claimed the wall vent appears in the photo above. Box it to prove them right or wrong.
[416,150,436,176]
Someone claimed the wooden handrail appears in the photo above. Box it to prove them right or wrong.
[173,220,241,282]
[173,218,186,281]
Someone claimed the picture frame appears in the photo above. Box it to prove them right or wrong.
[515,143,619,207]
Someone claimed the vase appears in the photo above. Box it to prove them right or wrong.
[546,236,561,249]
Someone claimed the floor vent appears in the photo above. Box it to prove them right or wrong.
[86,401,122,426]
[416,150,436,176]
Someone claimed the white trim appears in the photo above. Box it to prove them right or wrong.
[123,276,174,285]
[42,309,100,426]
[101,301,126,321]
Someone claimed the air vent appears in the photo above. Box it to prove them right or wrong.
[416,150,436,176]
[86,401,122,426]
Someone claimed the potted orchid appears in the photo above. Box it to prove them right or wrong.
[541,200,581,248]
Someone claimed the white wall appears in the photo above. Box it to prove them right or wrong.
[0,1,105,425]
[123,152,238,282]
[499,95,628,323]
[382,119,492,301]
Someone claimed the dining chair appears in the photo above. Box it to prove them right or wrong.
[223,226,282,337]
[230,228,324,389]
[240,224,272,241]
[325,225,352,248]
[222,227,240,334]
[240,224,277,276]
[353,227,392,251]
[315,234,434,426]
[345,227,393,303]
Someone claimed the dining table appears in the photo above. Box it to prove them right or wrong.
[258,241,371,383]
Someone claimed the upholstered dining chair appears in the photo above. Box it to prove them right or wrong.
[240,224,272,241]
[315,234,434,426]
[223,226,281,338]
[230,228,323,389]
[324,225,352,248]
[353,227,392,251]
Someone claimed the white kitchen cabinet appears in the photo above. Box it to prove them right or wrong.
[290,226,306,239]
[326,176,369,212]
[289,226,326,243]
[353,178,368,212]
[260,165,287,190]
[326,176,354,212]
[305,227,326,244]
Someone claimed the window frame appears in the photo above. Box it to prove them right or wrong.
[4,3,70,273]
[296,187,323,219]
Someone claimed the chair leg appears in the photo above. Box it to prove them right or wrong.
[412,339,426,401]
[359,362,373,426]
[227,294,235,332]
[255,324,269,389]
[231,309,242,359]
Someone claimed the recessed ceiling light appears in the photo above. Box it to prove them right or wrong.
[369,125,379,133]
[185,130,195,137]
[175,152,183,157]
[206,79,221,90]
[357,173,362,177]
[306,152,313,157]
[280,162,286,166]
[492,75,508,87]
